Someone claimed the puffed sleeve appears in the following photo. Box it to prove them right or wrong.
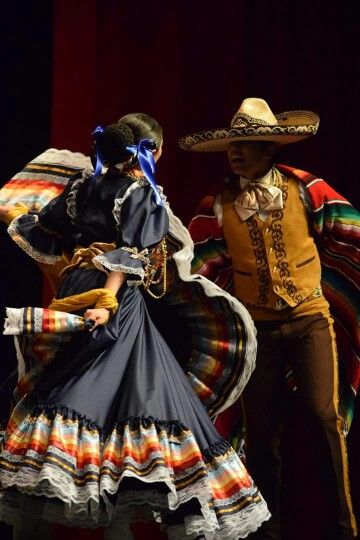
[93,183,169,284]
[7,173,81,264]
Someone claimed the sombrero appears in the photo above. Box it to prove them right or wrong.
[179,97,320,152]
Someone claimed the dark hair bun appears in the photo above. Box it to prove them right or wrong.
[98,124,135,164]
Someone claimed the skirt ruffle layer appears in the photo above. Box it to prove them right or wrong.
[0,401,270,538]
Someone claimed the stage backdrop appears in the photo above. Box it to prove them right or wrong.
[0,1,358,539]
[51,0,359,224]
[51,3,360,539]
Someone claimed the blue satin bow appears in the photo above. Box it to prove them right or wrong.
[91,128,162,207]
[126,139,163,206]
[91,125,105,176]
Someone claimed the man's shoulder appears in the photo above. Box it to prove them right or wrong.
[276,164,355,212]
[276,164,318,185]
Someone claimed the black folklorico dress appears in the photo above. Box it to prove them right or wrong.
[0,152,270,539]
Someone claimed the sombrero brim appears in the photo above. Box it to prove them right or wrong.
[179,110,320,152]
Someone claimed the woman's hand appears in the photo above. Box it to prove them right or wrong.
[84,307,110,330]
[0,205,14,222]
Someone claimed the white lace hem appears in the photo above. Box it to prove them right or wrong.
[168,499,271,539]
[0,465,270,537]
[3,308,23,335]
[32,148,91,169]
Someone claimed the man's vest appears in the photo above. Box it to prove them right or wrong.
[221,170,321,309]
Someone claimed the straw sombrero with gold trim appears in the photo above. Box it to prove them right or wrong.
[179,98,319,152]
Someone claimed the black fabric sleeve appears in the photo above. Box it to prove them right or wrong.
[7,173,81,263]
[93,183,169,282]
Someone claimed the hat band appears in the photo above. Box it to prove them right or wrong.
[231,112,278,129]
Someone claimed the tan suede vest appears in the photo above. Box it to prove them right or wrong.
[221,171,321,309]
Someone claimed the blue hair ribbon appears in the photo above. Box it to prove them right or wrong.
[91,125,105,176]
[126,138,163,206]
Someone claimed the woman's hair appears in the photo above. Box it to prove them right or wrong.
[95,113,163,167]
[119,113,163,151]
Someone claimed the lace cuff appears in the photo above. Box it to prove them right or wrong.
[93,247,147,285]
[8,214,63,264]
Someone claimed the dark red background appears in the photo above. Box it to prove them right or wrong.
[50,0,360,221]
[1,1,359,539]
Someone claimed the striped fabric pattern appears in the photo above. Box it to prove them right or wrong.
[3,308,86,404]
[3,307,86,335]
[189,165,360,428]
[163,235,249,417]
[0,162,81,210]
[12,333,74,404]
[189,198,235,294]
[0,399,266,532]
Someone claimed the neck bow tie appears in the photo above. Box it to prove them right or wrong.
[234,179,283,222]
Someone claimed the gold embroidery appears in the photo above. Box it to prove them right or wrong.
[245,217,271,305]
[270,176,303,304]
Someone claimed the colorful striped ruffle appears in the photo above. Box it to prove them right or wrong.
[13,333,74,404]
[163,233,255,417]
[0,399,269,537]
[4,308,88,404]
[0,150,89,209]
[3,307,88,335]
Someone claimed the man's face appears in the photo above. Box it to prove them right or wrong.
[227,141,273,179]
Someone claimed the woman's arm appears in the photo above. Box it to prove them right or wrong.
[103,270,126,295]
[0,204,26,225]
[84,270,126,329]
[0,205,12,222]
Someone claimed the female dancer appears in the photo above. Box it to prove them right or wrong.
[0,113,269,538]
